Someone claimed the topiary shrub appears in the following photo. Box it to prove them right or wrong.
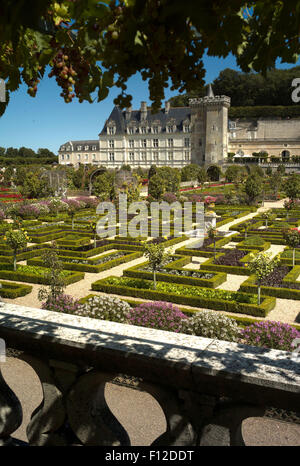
[42,293,81,314]
[241,320,300,351]
[75,295,131,322]
[127,301,188,332]
[182,310,241,342]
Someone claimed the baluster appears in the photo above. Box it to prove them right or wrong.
[0,366,23,446]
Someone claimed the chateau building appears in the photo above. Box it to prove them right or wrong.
[58,85,300,168]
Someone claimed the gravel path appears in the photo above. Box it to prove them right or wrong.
[4,198,300,324]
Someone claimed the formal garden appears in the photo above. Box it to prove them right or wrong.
[0,165,299,355]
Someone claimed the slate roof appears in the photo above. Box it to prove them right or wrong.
[99,105,191,136]
[59,140,100,151]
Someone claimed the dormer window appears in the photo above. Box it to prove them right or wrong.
[152,126,159,134]
[77,146,82,151]
[167,125,174,133]
[85,145,89,150]
[66,146,71,151]
[127,126,136,134]
[183,125,190,133]
[61,146,65,151]
[229,121,236,130]
[140,127,147,134]
[92,145,97,150]
[107,121,116,135]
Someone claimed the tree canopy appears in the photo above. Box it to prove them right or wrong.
[0,1,299,116]
[170,66,300,108]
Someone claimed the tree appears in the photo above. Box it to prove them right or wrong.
[197,168,207,187]
[3,227,29,271]
[277,164,286,175]
[143,243,169,290]
[208,227,218,261]
[180,164,200,182]
[1,1,299,117]
[284,199,294,221]
[3,167,14,186]
[14,166,28,187]
[37,148,56,158]
[244,175,263,204]
[269,172,282,197]
[247,252,281,305]
[38,242,66,303]
[284,174,300,201]
[261,211,273,228]
[225,165,245,183]
[282,228,300,267]
[20,171,53,198]
[92,171,115,201]
[148,174,165,200]
[148,165,157,180]
[157,167,180,193]
[207,165,221,182]
[18,147,36,158]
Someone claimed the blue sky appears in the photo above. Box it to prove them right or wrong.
[0,53,299,154]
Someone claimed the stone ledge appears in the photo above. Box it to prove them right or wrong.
[0,303,299,409]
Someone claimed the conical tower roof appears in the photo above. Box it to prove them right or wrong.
[207,84,214,98]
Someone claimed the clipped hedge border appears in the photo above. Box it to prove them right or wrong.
[236,239,271,251]
[28,251,142,273]
[239,267,300,300]
[0,268,84,285]
[123,256,227,289]
[199,250,257,276]
[91,276,275,317]
[0,281,32,298]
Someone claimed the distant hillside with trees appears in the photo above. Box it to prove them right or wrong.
[0,147,57,165]
[169,66,300,110]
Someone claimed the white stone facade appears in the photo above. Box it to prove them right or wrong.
[58,90,300,168]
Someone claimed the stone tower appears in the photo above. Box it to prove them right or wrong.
[190,85,231,166]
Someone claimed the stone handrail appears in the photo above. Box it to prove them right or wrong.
[0,303,299,446]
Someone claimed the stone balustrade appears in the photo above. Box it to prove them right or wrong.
[0,303,299,446]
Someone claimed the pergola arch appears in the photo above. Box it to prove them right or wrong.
[89,167,107,195]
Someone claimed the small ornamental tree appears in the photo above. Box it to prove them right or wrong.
[148,174,165,200]
[282,228,300,267]
[208,226,218,260]
[244,174,263,205]
[246,252,281,305]
[38,242,66,304]
[261,211,273,228]
[241,220,251,239]
[3,228,29,271]
[284,174,300,202]
[283,199,294,221]
[197,167,207,188]
[89,221,97,248]
[143,243,170,290]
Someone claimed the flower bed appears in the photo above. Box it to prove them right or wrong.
[28,250,142,273]
[123,254,227,288]
[239,265,300,300]
[91,275,275,317]
[0,264,84,285]
[200,249,257,275]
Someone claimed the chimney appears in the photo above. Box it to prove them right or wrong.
[140,101,147,121]
[165,101,170,114]
[125,106,132,121]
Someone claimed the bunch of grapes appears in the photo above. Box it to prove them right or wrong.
[48,49,77,103]
[27,77,40,97]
